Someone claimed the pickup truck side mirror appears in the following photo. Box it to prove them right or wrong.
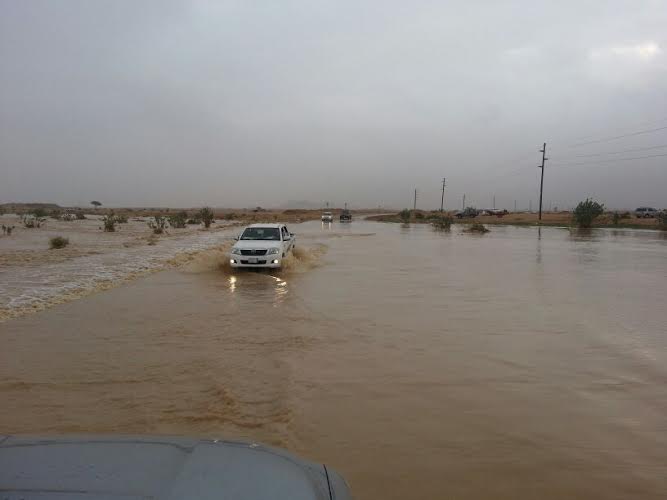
[284,234,291,240]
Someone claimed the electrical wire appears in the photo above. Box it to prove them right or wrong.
[569,126,667,148]
[550,152,667,167]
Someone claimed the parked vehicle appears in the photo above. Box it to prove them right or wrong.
[321,211,333,222]
[454,207,478,219]
[230,224,295,269]
[0,435,353,500]
[340,209,352,222]
[635,207,658,218]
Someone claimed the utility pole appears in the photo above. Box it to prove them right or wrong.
[529,199,532,212]
[493,195,496,209]
[538,142,548,221]
[462,194,466,210]
[440,178,446,212]
[413,188,417,210]
[514,200,517,212]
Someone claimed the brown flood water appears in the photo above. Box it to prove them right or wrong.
[1,221,666,499]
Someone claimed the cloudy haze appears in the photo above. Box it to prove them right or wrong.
[1,0,666,210]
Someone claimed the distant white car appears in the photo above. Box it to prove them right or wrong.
[230,224,295,269]
[635,207,658,218]
[321,212,333,222]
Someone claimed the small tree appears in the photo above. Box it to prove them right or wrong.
[91,201,102,210]
[573,199,604,228]
[101,212,117,232]
[399,209,411,222]
[199,207,215,228]
[21,214,46,228]
[657,211,667,230]
[169,211,188,228]
[32,208,48,218]
[432,215,453,230]
[49,236,69,249]
[148,215,167,234]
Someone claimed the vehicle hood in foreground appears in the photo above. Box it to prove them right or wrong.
[0,435,350,500]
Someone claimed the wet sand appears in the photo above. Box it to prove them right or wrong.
[1,222,666,499]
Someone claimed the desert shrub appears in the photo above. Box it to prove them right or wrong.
[187,217,201,225]
[224,212,238,220]
[415,212,424,219]
[148,215,167,234]
[2,225,16,235]
[49,236,69,249]
[116,214,129,224]
[467,223,489,233]
[657,211,667,230]
[432,215,453,230]
[612,212,620,225]
[31,208,48,218]
[199,207,215,228]
[573,199,604,228]
[399,209,411,222]
[101,213,117,232]
[21,214,46,228]
[75,211,86,220]
[169,211,188,228]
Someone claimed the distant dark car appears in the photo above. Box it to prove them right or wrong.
[0,435,352,500]
[635,207,658,218]
[455,207,478,219]
[340,209,352,222]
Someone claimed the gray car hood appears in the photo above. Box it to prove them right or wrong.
[0,435,350,500]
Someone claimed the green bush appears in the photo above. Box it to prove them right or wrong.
[199,207,215,228]
[169,211,188,228]
[657,211,667,230]
[32,208,48,218]
[75,211,86,220]
[101,213,117,232]
[116,214,129,224]
[399,209,411,222]
[573,199,604,228]
[415,212,424,220]
[148,215,167,234]
[49,236,69,249]
[612,212,620,225]
[21,215,46,228]
[467,223,489,233]
[432,215,453,230]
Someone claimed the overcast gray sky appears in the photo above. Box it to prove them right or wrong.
[1,0,666,210]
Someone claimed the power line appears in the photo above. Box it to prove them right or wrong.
[566,117,667,144]
[550,152,667,167]
[569,125,667,148]
[567,143,667,158]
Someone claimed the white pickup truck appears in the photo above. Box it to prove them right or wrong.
[230,224,295,269]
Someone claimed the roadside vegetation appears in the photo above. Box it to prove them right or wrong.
[101,213,118,232]
[21,214,46,228]
[169,211,188,228]
[49,236,69,249]
[466,223,489,233]
[657,211,667,230]
[573,199,604,228]
[199,207,215,228]
[431,215,453,230]
[148,215,168,234]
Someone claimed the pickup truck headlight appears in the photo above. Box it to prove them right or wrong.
[268,247,280,255]
[231,248,241,255]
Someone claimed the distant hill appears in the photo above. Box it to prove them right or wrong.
[1,202,61,212]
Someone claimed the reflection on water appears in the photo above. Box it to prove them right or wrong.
[1,222,666,500]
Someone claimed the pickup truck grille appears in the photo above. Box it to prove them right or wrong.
[240,260,267,265]
[240,249,267,256]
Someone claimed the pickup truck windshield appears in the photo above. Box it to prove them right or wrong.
[240,227,281,240]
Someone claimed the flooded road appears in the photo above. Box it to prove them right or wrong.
[1,221,666,499]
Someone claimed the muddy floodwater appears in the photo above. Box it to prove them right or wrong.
[1,221,666,499]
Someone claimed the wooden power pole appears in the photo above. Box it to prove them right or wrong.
[538,143,548,221]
